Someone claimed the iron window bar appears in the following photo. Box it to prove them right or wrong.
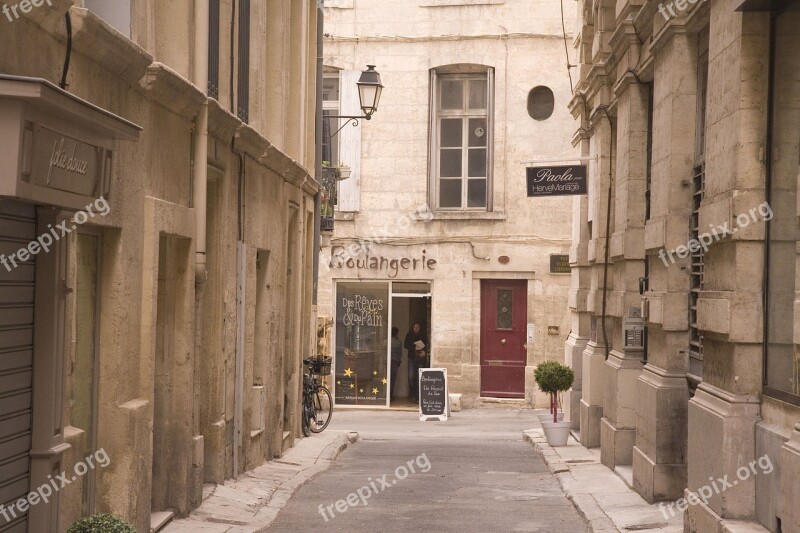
[687,164,705,388]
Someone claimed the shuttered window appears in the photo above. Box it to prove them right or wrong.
[337,70,363,212]
[688,28,709,389]
[237,0,251,123]
[0,200,35,533]
[208,0,220,99]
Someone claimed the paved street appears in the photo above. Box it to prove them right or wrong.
[266,408,589,532]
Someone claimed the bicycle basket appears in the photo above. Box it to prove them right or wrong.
[309,356,332,376]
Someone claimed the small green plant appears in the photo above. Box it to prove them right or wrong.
[534,361,574,423]
[67,514,136,533]
[322,161,349,168]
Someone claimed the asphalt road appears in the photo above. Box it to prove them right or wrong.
[266,408,589,532]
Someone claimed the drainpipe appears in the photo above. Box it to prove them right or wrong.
[762,9,777,390]
[194,0,210,283]
[312,4,323,304]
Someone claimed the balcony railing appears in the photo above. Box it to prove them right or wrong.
[320,167,337,233]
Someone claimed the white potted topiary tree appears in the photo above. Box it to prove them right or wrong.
[534,361,574,446]
[534,360,563,423]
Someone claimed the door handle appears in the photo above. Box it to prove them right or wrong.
[500,338,506,345]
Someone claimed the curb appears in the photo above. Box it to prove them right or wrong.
[164,430,359,533]
[523,429,619,532]
[254,431,359,530]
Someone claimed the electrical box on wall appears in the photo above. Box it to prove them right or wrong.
[623,308,645,350]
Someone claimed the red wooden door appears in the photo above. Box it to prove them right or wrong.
[480,280,527,398]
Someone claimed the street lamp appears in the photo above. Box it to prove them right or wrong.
[357,65,383,119]
[329,65,383,137]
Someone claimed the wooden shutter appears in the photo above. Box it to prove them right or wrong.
[0,200,35,533]
[208,0,220,98]
[237,0,251,123]
[337,70,362,212]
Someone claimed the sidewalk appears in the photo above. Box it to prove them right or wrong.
[162,430,358,533]
[524,414,683,533]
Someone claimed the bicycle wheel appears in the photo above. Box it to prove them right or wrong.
[309,385,332,433]
[301,396,311,437]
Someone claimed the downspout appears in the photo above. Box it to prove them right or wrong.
[59,11,72,90]
[762,9,777,390]
[312,4,323,305]
[194,0,210,283]
[596,106,615,361]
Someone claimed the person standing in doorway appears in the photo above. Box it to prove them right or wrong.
[390,327,403,401]
[404,322,429,403]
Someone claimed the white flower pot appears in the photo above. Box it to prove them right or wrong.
[541,421,571,447]
[336,167,351,180]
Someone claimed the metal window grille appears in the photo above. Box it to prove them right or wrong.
[208,0,220,98]
[645,84,654,221]
[237,0,250,123]
[688,28,709,392]
[688,164,705,385]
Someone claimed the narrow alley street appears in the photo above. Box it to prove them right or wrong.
[266,409,589,532]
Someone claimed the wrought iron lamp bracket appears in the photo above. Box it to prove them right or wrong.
[328,115,371,138]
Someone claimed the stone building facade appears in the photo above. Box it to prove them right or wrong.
[565,0,800,530]
[317,0,577,409]
[0,1,319,531]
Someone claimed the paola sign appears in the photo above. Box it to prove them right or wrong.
[526,164,587,197]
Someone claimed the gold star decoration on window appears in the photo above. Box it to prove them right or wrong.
[372,387,379,395]
[349,384,354,389]
[381,377,387,385]
[359,388,364,393]
[344,368,353,377]
[373,370,378,376]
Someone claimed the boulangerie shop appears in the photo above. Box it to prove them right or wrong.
[333,281,432,408]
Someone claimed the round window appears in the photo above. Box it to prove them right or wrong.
[527,86,555,121]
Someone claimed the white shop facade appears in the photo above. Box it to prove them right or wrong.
[321,238,559,409]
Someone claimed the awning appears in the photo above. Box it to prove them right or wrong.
[0,75,141,210]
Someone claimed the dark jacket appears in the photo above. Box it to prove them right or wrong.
[403,330,429,359]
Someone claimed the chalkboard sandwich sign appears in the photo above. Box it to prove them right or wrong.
[419,368,449,421]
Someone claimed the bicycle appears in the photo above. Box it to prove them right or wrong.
[301,356,333,436]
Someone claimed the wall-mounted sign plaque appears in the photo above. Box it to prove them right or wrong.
[526,165,587,197]
[549,254,570,274]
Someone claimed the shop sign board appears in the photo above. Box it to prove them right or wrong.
[0,76,140,210]
[526,164,587,197]
[29,125,106,197]
[419,368,449,421]
[329,246,437,278]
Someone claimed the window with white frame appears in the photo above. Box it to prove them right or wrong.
[430,68,494,210]
[322,71,341,168]
[83,0,131,37]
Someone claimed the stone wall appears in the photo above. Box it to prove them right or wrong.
[0,1,319,531]
[566,0,800,531]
